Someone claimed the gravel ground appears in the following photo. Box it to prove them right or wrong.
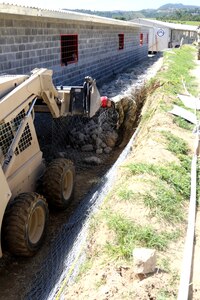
[99,54,163,98]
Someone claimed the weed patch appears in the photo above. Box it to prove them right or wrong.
[158,257,171,273]
[118,188,135,201]
[143,182,184,222]
[104,212,178,260]
[162,131,190,155]
[157,289,174,300]
[177,154,191,172]
[127,162,190,199]
[158,46,197,95]
[173,116,194,131]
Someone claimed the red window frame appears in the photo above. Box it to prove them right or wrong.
[60,34,78,66]
[118,33,124,50]
[140,33,143,46]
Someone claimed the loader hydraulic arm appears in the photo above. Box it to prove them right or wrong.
[0,68,101,123]
[0,68,61,123]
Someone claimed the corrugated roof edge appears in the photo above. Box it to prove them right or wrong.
[0,3,151,28]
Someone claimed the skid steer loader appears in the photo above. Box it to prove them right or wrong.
[0,68,101,257]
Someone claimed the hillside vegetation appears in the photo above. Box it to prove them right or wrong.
[64,3,200,23]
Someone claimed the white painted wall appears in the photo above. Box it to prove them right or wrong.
[148,26,170,52]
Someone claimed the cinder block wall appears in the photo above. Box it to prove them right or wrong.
[0,14,149,86]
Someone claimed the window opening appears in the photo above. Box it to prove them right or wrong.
[140,33,143,46]
[118,33,124,50]
[60,34,78,66]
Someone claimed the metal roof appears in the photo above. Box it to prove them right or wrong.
[132,18,197,31]
[0,3,147,28]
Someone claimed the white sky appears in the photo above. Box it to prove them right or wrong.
[1,0,200,11]
[0,0,200,10]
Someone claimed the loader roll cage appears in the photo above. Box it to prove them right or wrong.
[0,68,101,258]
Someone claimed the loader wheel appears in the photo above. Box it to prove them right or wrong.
[3,193,48,257]
[43,158,75,210]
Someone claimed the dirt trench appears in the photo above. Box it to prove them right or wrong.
[0,54,163,300]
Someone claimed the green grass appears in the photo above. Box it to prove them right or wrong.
[127,131,191,200]
[177,154,191,172]
[173,116,194,131]
[158,257,171,272]
[118,188,135,201]
[162,131,190,155]
[159,101,173,112]
[104,212,179,260]
[124,130,191,222]
[127,162,190,199]
[125,159,190,223]
[158,46,197,96]
[157,289,172,300]
[143,182,184,222]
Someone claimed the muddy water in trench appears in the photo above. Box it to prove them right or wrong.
[0,54,163,300]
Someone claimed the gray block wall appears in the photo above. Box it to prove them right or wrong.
[0,14,149,86]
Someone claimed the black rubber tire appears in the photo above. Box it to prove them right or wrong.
[3,192,48,257]
[43,158,75,210]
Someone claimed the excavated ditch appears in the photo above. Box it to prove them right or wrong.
[0,54,163,300]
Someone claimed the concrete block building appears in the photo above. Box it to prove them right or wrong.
[132,18,197,52]
[0,4,149,86]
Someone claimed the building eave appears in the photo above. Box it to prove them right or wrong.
[0,3,149,28]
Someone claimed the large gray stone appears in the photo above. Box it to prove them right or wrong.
[96,148,103,154]
[78,132,85,141]
[103,131,118,148]
[83,156,101,165]
[104,147,112,154]
[81,144,94,152]
[132,248,156,274]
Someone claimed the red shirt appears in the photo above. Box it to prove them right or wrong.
[101,96,108,107]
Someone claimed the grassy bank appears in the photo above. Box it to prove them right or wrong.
[63,45,199,299]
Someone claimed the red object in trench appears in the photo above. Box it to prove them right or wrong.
[101,96,108,108]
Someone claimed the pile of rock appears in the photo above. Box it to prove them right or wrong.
[67,106,119,155]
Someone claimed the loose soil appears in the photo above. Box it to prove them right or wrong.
[62,55,200,300]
